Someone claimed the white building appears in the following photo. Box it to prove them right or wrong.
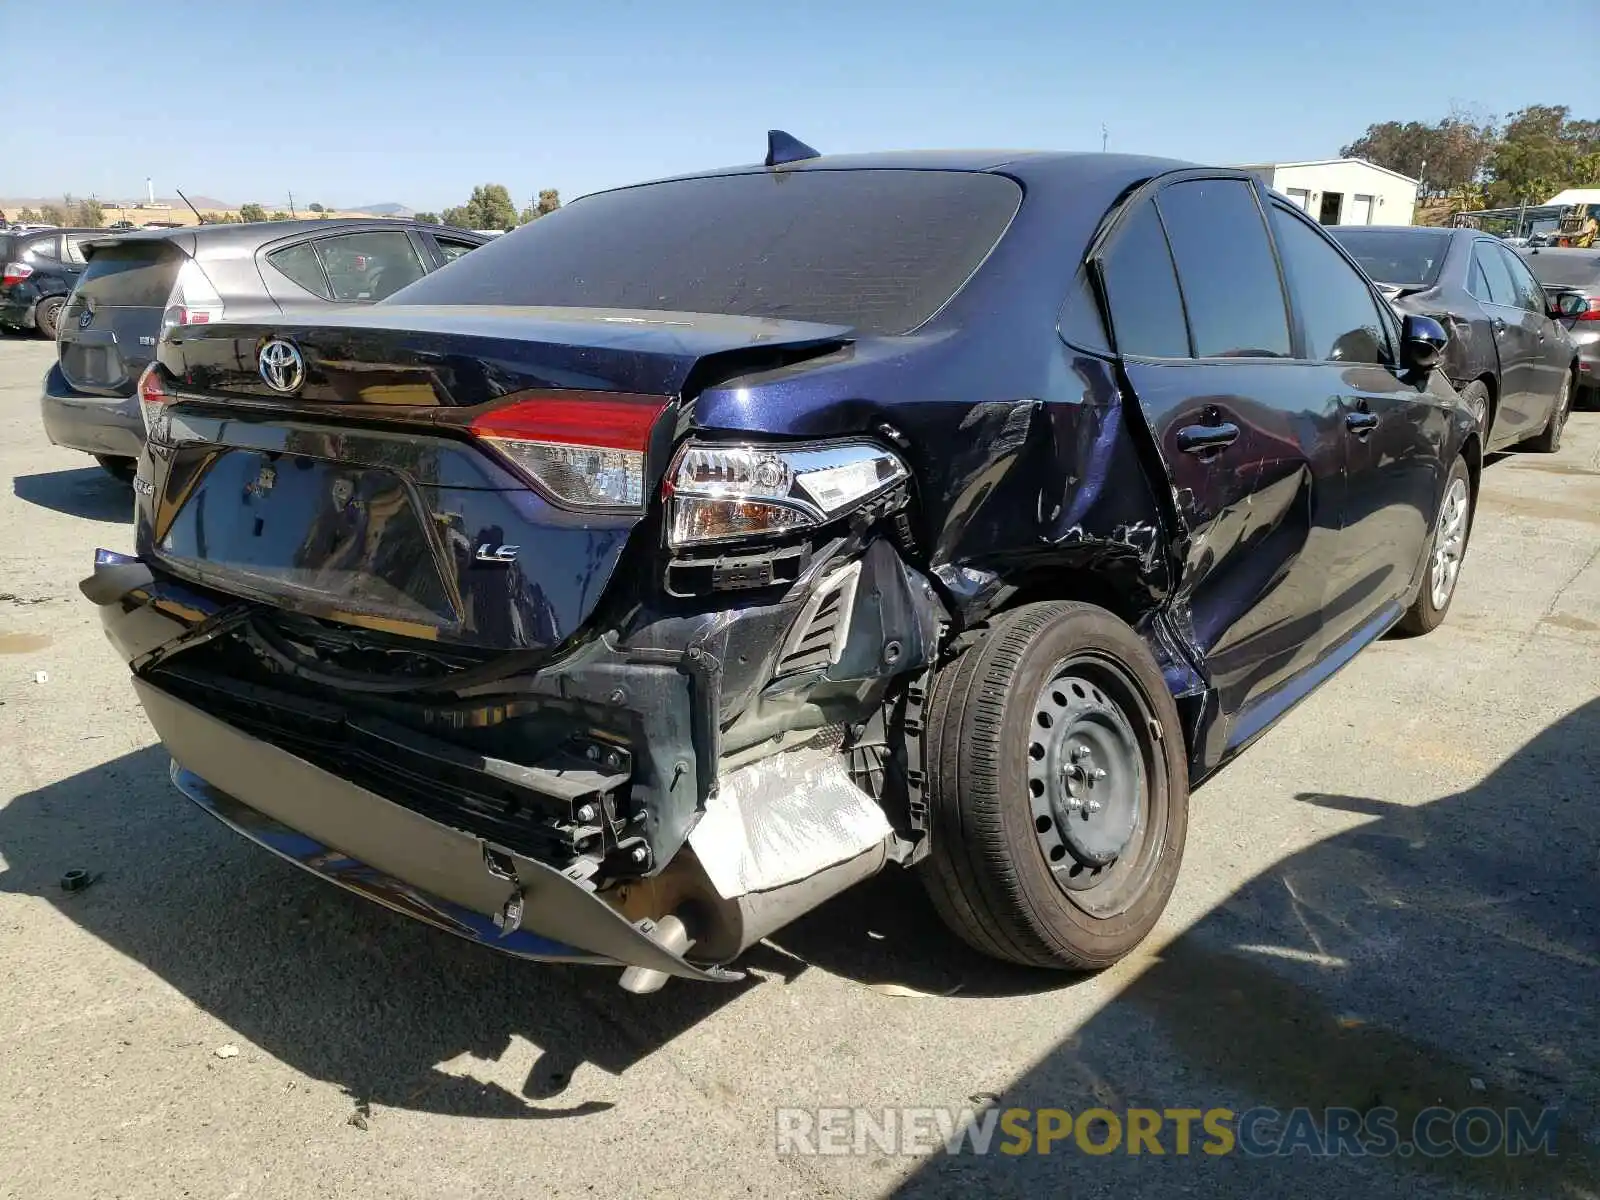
[1236,159,1419,226]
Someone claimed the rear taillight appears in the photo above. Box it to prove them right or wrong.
[137,364,171,441]
[2,262,33,287]
[1577,298,1600,322]
[159,260,224,340]
[467,395,668,511]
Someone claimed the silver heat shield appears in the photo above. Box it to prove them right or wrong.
[688,745,893,899]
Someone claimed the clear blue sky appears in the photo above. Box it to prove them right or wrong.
[11,0,1592,211]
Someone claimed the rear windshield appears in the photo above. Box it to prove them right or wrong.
[1328,228,1451,289]
[1518,250,1600,290]
[77,241,186,307]
[389,169,1022,335]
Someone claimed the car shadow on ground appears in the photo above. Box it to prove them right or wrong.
[12,466,131,523]
[886,697,1600,1197]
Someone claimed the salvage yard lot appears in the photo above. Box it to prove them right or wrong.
[1,335,1597,1199]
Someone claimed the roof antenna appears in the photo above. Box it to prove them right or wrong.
[765,130,821,168]
[175,187,207,224]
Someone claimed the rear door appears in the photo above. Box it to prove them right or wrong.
[1099,174,1347,746]
[1266,199,1442,643]
[1472,239,1541,438]
[58,239,187,396]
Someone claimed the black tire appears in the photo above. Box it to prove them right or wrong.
[34,296,64,341]
[1397,454,1473,636]
[918,601,1189,971]
[1460,379,1492,444]
[94,455,136,483]
[1525,371,1572,453]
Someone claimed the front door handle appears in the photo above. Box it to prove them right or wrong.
[1176,421,1240,455]
[1345,410,1380,438]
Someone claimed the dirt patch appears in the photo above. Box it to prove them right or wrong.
[0,631,52,654]
[1543,613,1600,633]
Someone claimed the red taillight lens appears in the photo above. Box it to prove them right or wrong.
[137,365,172,440]
[467,394,668,511]
[1577,298,1600,322]
[2,262,33,287]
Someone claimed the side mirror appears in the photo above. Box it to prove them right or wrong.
[1400,314,1448,371]
[1548,290,1590,319]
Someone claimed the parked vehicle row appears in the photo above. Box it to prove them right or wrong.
[1330,226,1580,453]
[1517,247,1600,403]
[39,219,487,480]
[2,227,101,339]
[70,140,1573,993]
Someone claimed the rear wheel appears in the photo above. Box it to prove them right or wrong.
[1397,454,1473,636]
[1526,373,1571,453]
[94,455,136,483]
[919,602,1189,971]
[34,297,64,341]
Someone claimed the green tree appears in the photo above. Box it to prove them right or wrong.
[518,187,562,224]
[443,184,518,231]
[1341,108,1495,200]
[308,202,325,213]
[39,203,67,226]
[270,210,290,221]
[18,207,43,223]
[414,211,440,224]
[1482,105,1594,206]
[238,203,269,223]
[74,197,105,228]
[203,211,238,224]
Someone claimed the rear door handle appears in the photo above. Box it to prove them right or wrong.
[1491,316,1507,334]
[1176,422,1240,455]
[1345,411,1380,437]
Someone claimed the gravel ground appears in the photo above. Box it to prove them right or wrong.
[1,335,1596,1199]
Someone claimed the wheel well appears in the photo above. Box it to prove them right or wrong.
[1476,373,1498,433]
[1461,430,1483,508]
[992,574,1146,630]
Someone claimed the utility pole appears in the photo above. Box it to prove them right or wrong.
[1101,124,1109,153]
[288,190,297,218]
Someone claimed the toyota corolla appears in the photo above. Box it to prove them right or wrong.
[82,137,1478,991]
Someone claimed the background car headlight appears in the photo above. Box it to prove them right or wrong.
[667,440,909,548]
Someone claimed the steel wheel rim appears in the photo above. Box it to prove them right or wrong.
[1025,654,1160,917]
[1430,476,1470,611]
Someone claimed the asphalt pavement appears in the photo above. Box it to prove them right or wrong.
[1,335,1596,1199]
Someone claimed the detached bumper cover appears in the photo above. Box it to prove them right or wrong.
[138,678,739,982]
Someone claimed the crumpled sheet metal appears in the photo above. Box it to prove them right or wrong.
[688,746,892,899]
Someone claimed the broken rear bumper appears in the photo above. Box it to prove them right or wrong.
[141,678,739,983]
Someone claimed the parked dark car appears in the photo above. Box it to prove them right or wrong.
[1330,225,1579,452]
[1,227,103,339]
[1516,247,1600,404]
[83,147,1480,992]
[41,219,488,480]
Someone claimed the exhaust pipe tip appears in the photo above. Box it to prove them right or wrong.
[617,914,693,994]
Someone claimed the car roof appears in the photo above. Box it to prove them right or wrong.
[94,218,482,249]
[598,149,1198,195]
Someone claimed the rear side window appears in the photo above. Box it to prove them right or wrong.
[24,236,60,261]
[75,242,185,306]
[389,169,1023,335]
[1268,204,1392,364]
[1474,244,1517,307]
[316,231,426,301]
[267,241,330,298]
[1098,198,1190,358]
[1156,179,1291,358]
[435,238,478,264]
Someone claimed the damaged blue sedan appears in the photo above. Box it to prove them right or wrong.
[83,136,1479,989]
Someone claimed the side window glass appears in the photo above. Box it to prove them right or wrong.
[1156,179,1291,358]
[1475,245,1516,307]
[267,241,331,299]
[25,237,60,262]
[1096,198,1189,358]
[1496,246,1544,314]
[1266,204,1391,364]
[1058,264,1111,355]
[314,231,426,302]
[63,236,89,265]
[1467,254,1490,301]
[435,239,478,264]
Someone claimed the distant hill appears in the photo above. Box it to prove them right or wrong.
[349,202,414,217]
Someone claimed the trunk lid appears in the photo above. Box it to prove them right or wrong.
[59,236,192,396]
[142,307,852,653]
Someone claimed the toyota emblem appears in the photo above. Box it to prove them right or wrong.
[258,339,305,394]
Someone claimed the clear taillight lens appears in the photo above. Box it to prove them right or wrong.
[1,262,33,287]
[467,395,669,512]
[667,441,909,548]
[159,260,224,340]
